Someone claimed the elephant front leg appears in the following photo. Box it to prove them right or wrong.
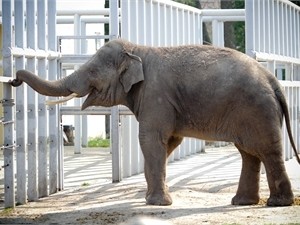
[232,145,261,205]
[144,158,172,205]
[139,129,172,206]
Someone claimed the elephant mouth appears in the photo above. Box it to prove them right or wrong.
[81,88,99,110]
[45,87,101,111]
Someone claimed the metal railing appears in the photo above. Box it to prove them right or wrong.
[245,0,300,159]
[1,0,61,208]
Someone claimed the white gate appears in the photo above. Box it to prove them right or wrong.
[2,0,61,208]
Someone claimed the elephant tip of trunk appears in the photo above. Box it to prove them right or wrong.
[10,79,23,87]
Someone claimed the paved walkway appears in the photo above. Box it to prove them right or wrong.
[63,145,300,191]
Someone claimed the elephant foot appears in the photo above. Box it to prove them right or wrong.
[231,194,259,205]
[146,192,172,206]
[267,195,294,206]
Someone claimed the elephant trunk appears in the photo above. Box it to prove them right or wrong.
[11,70,76,97]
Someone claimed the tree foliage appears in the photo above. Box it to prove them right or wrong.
[173,0,198,7]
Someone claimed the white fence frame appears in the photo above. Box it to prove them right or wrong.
[1,0,300,208]
[2,0,61,208]
[245,0,300,160]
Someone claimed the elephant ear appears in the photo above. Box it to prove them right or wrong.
[119,52,144,93]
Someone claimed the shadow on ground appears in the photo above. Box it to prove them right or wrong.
[1,145,300,225]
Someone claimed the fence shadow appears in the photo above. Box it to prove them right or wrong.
[1,145,300,224]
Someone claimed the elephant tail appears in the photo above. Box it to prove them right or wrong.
[274,84,300,164]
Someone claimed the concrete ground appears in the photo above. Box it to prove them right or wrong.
[0,145,300,224]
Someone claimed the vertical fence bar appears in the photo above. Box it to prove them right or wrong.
[26,0,38,201]
[285,3,289,57]
[279,1,284,55]
[160,3,166,46]
[270,0,275,54]
[276,0,280,55]
[48,0,59,194]
[296,82,300,151]
[37,0,48,198]
[173,7,179,46]
[74,14,82,154]
[130,118,139,175]
[121,0,130,41]
[145,0,153,46]
[153,2,160,46]
[190,12,195,44]
[80,22,88,148]
[297,11,300,58]
[265,0,270,53]
[122,116,131,178]
[178,8,184,45]
[2,0,15,208]
[14,0,27,205]
[166,5,172,46]
[130,0,138,44]
[110,0,121,182]
[245,0,255,57]
[138,0,145,44]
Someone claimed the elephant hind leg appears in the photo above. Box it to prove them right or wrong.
[261,149,294,206]
[232,144,261,205]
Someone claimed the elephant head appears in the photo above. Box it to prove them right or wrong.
[10,39,144,110]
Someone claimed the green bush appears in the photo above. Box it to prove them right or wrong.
[88,137,110,148]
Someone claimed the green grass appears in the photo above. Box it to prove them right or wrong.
[0,207,14,216]
[81,182,90,187]
[87,137,110,148]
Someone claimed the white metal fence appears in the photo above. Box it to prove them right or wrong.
[2,0,62,208]
[245,0,300,160]
[1,0,300,208]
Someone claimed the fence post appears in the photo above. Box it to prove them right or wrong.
[212,19,224,47]
[245,0,255,57]
[2,0,16,209]
[37,0,48,198]
[110,0,122,182]
[14,0,27,205]
[48,0,59,194]
[74,13,82,154]
[26,0,38,202]
[122,116,131,178]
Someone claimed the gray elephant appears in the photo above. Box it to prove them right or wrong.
[10,39,300,206]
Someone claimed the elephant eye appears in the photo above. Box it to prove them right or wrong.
[89,69,97,75]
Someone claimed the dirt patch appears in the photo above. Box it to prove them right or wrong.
[1,147,300,224]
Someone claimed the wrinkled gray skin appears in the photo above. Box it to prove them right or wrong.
[11,39,299,206]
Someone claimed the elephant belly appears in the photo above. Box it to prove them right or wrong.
[174,120,235,143]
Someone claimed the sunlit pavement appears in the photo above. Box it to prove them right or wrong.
[63,145,300,194]
[1,144,299,209]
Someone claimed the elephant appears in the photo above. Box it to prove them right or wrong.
[10,39,300,206]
